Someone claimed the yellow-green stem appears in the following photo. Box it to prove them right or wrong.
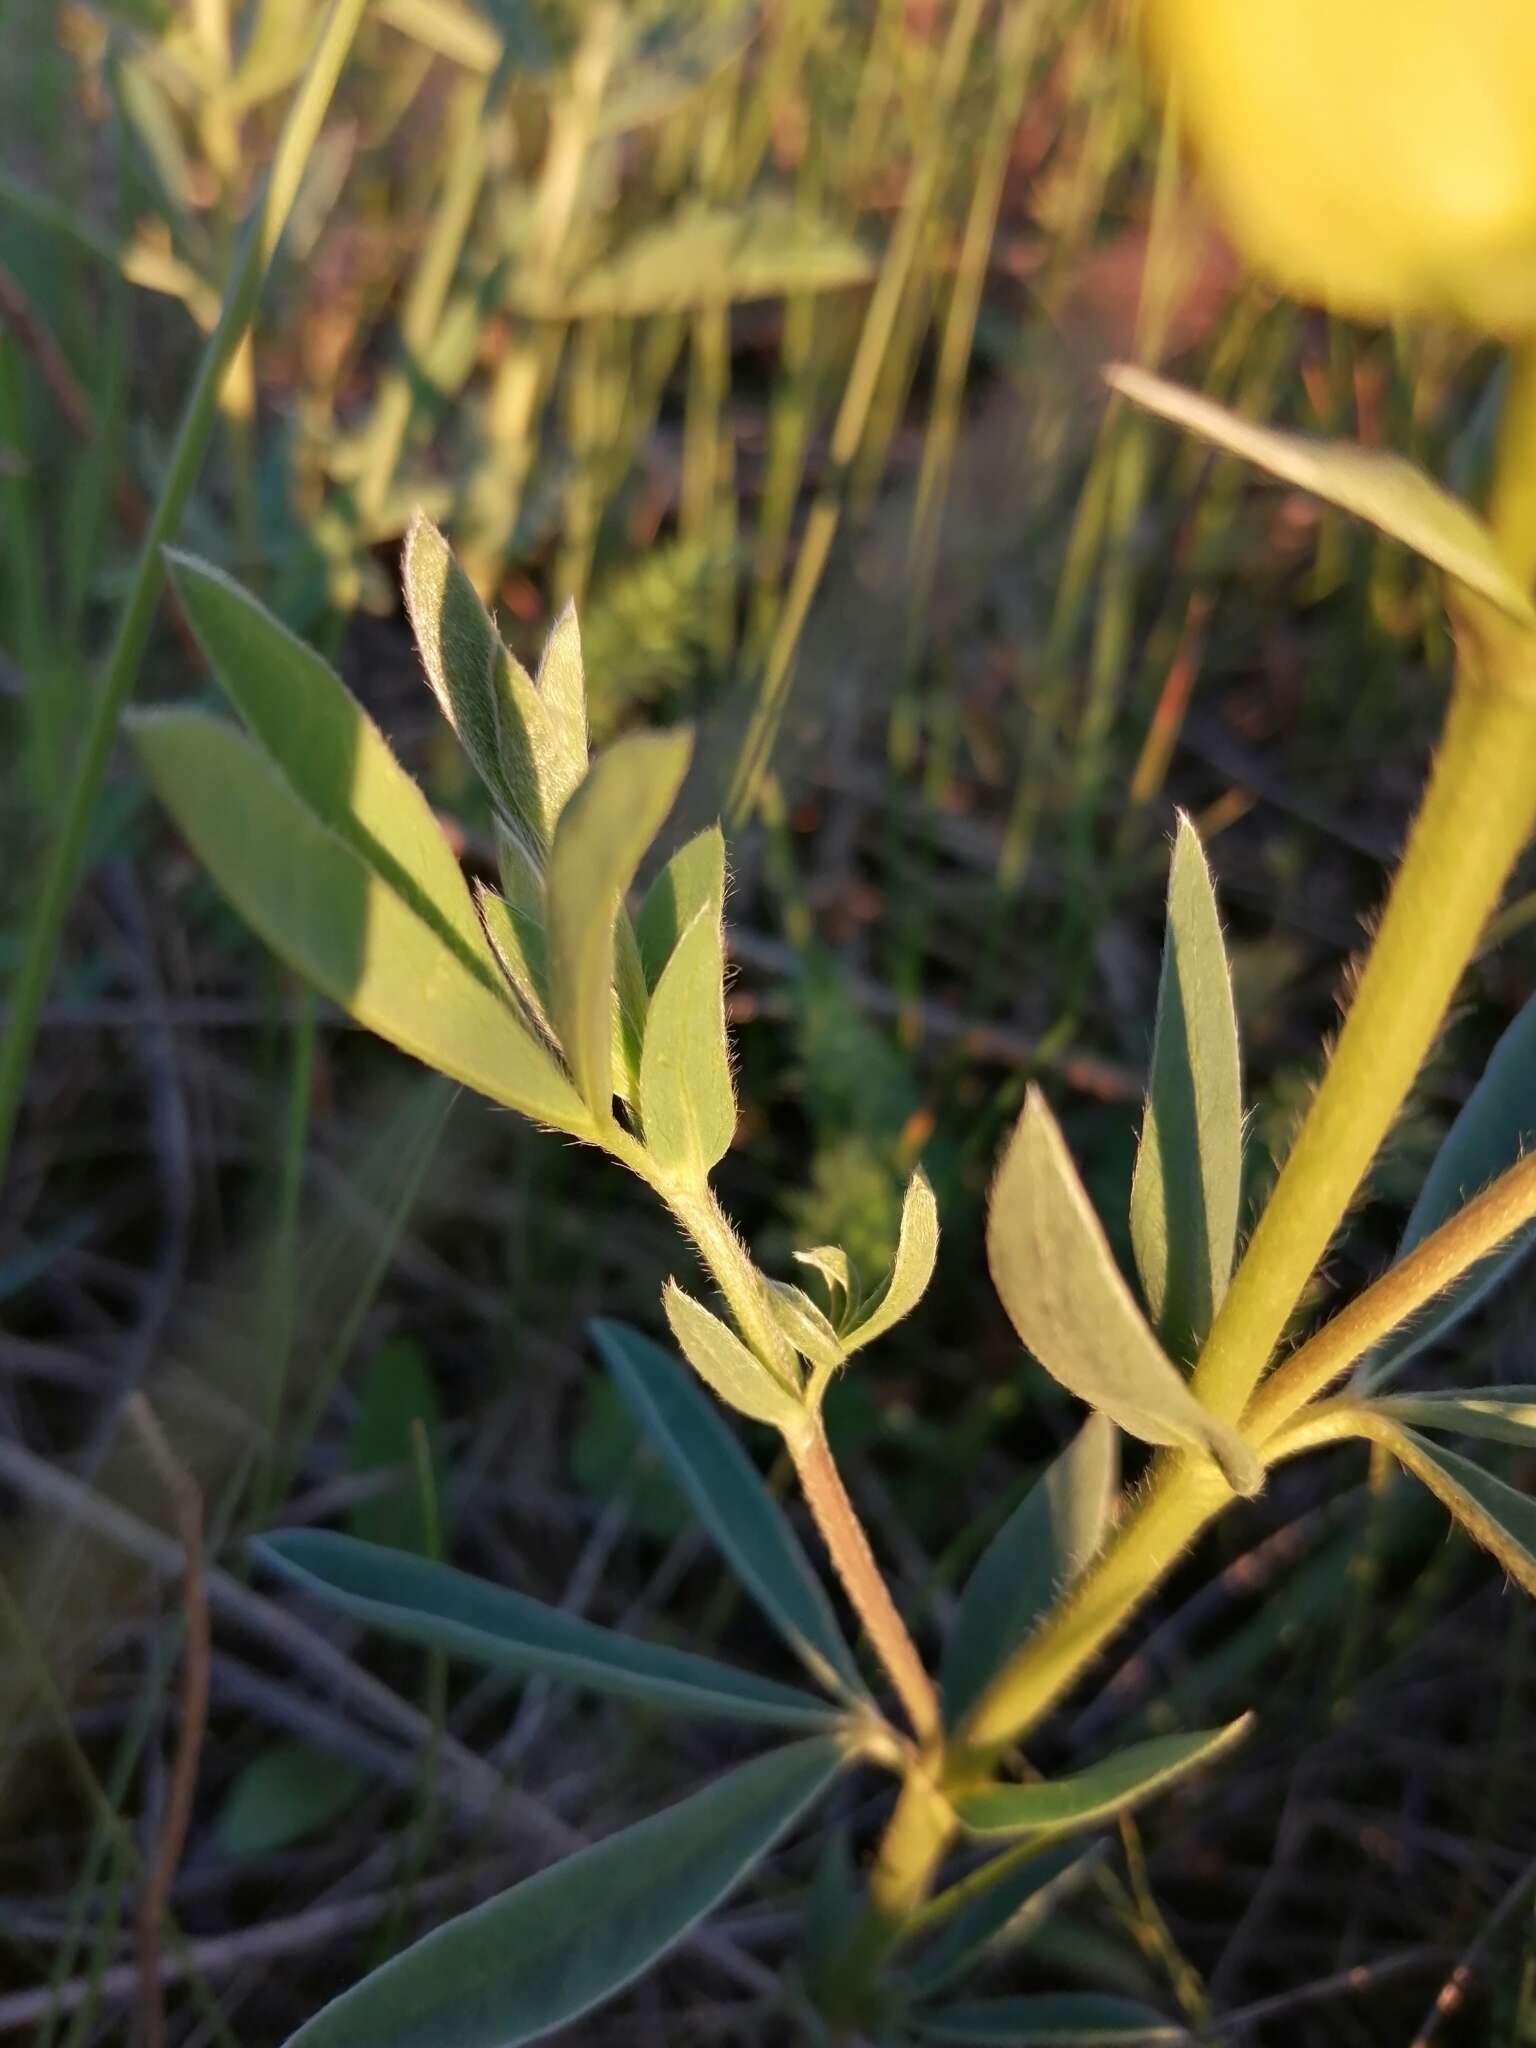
[1247,1145,1536,1442]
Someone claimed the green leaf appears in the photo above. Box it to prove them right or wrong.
[128,711,590,1132]
[167,550,500,996]
[1130,815,1242,1362]
[1358,991,1536,1389]
[347,1338,444,1555]
[1358,1418,1536,1597]
[258,1530,839,1729]
[942,1416,1118,1729]
[216,1741,370,1860]
[906,1843,1088,1998]
[533,598,588,787]
[842,1170,939,1354]
[402,515,583,850]
[541,201,874,319]
[1370,1388,1536,1447]
[768,1283,846,1375]
[987,1090,1259,1494]
[793,1245,862,1329]
[954,1718,1252,1839]
[916,1993,1189,2045]
[546,728,692,1115]
[475,883,554,1041]
[640,905,735,1180]
[662,1281,801,1428]
[592,1320,868,1703]
[635,825,727,988]
[598,8,756,136]
[282,1737,846,2048]
[1108,364,1536,628]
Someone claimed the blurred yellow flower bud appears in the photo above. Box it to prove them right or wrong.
[1141,0,1536,333]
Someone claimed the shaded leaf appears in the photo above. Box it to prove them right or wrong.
[547,728,692,1115]
[662,1281,801,1428]
[640,906,736,1179]
[636,825,726,989]
[907,1843,1089,1998]
[793,1246,862,1329]
[128,711,589,1132]
[348,1338,444,1555]
[258,1530,838,1729]
[1371,1388,1536,1447]
[167,551,498,993]
[592,1321,868,1702]
[842,1170,939,1354]
[987,1091,1258,1494]
[1130,815,1242,1362]
[216,1741,369,1861]
[942,1417,1118,1729]
[768,1283,845,1375]
[1358,991,1536,1388]
[475,883,554,1039]
[1109,364,1536,627]
[543,201,874,319]
[1358,1417,1536,1596]
[283,1738,846,2048]
[917,1992,1189,2045]
[402,515,580,849]
[954,1718,1252,1838]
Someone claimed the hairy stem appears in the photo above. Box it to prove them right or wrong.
[1248,1147,1536,1441]
[787,1419,941,1745]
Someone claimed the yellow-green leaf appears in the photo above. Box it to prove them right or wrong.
[988,1090,1259,1495]
[1109,364,1536,627]
[663,1280,802,1429]
[640,905,735,1180]
[636,825,727,989]
[842,1170,939,1354]
[130,710,589,1133]
[1358,1415,1536,1597]
[954,1717,1252,1838]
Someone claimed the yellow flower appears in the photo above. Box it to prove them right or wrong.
[1141,0,1536,333]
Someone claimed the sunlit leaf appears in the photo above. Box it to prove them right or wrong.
[599,8,757,135]
[916,1993,1189,2045]
[258,1530,839,1729]
[1109,364,1536,627]
[475,883,554,1041]
[640,905,736,1180]
[592,1321,868,1702]
[662,1280,801,1428]
[129,711,589,1132]
[842,1170,939,1353]
[546,728,692,1115]
[1130,814,1242,1362]
[1370,1388,1536,1446]
[1355,1415,1536,1596]
[954,1717,1252,1838]
[768,1282,845,1375]
[942,1416,1118,1729]
[167,551,498,993]
[988,1090,1258,1494]
[544,202,874,318]
[533,598,589,785]
[1358,991,1536,1388]
[216,1741,370,1860]
[636,825,726,988]
[793,1245,862,1330]
[283,1738,847,2048]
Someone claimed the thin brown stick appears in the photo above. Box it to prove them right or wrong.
[787,1419,939,1745]
[125,1396,211,2048]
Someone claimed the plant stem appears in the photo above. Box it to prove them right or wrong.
[1191,658,1536,1425]
[0,0,370,1181]
[786,1418,940,1745]
[1247,1146,1536,1441]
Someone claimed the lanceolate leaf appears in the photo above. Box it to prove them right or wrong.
[988,1091,1259,1495]
[916,1993,1189,2045]
[1358,991,1536,1388]
[258,1530,839,1730]
[636,824,727,988]
[954,1718,1252,1839]
[592,1321,868,1703]
[1357,1415,1536,1596]
[768,1283,846,1375]
[283,1738,846,2048]
[1109,364,1536,627]
[403,515,582,848]
[216,1742,370,1860]
[794,1246,861,1329]
[1370,1388,1536,1446]
[842,1170,940,1353]
[662,1281,801,1428]
[1130,815,1242,1363]
[533,599,588,789]
[167,551,499,994]
[129,711,589,1133]
[546,728,693,1116]
[640,906,736,1180]
[942,1416,1118,1729]
[906,1843,1090,1998]
[475,883,554,1040]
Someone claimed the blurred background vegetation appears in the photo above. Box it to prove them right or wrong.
[1,0,1534,2040]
